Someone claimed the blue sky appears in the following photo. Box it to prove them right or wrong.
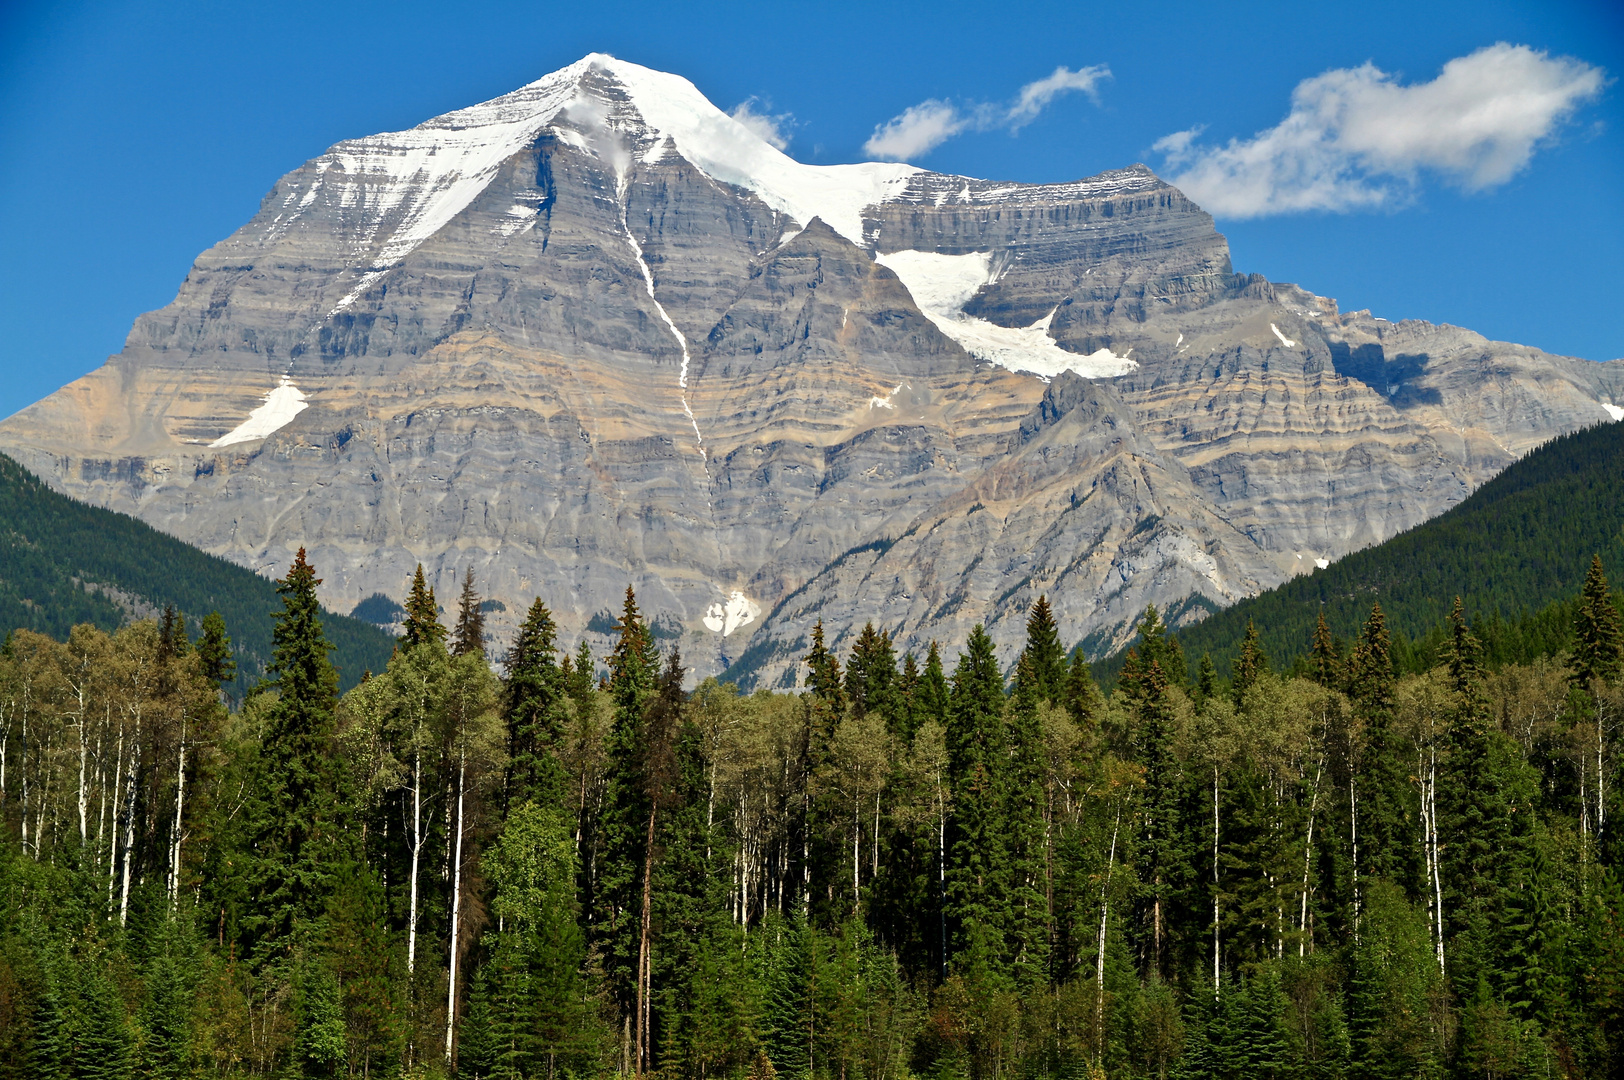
[1,0,1619,420]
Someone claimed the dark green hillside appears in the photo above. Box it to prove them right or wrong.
[1106,419,1624,682]
[0,453,393,692]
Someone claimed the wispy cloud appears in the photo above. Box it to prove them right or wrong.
[1155,43,1606,218]
[864,64,1112,160]
[729,97,793,151]
[1007,64,1111,130]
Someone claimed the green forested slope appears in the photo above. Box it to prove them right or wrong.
[1115,419,1624,681]
[0,452,392,691]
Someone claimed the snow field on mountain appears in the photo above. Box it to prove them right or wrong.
[209,378,309,448]
[875,250,1137,380]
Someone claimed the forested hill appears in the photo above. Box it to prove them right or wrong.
[1126,418,1624,681]
[0,452,392,692]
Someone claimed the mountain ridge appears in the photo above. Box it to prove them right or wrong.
[2,53,1620,686]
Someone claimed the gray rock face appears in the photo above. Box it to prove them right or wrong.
[3,53,1621,684]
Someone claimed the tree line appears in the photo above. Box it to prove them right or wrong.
[2,550,1623,1078]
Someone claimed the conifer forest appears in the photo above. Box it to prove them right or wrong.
[3,549,1624,1079]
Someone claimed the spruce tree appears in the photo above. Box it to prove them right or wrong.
[26,966,69,1080]
[593,586,663,1036]
[1347,604,1417,894]
[1311,610,1341,690]
[1196,653,1218,707]
[1063,648,1099,729]
[195,610,235,690]
[503,598,568,809]
[1020,595,1068,705]
[1132,658,1180,981]
[452,566,486,658]
[238,548,349,951]
[74,966,133,1080]
[1571,553,1623,690]
[918,641,950,728]
[1231,619,1267,706]
[402,564,446,650]
[944,625,1009,975]
[844,622,898,725]
[1004,654,1050,986]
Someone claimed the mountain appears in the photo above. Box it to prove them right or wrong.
[0,452,394,694]
[1101,418,1624,683]
[2,53,1620,686]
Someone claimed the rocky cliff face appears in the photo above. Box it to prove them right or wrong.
[3,54,1621,685]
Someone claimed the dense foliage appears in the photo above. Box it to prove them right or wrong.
[1120,420,1624,684]
[4,546,1624,1079]
[0,453,393,695]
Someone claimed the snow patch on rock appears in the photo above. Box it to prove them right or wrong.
[703,591,761,636]
[1270,323,1297,348]
[875,250,1135,379]
[210,377,309,448]
[1602,402,1624,422]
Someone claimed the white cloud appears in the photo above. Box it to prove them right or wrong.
[864,63,1112,161]
[863,99,971,160]
[729,97,792,151]
[1157,43,1606,218]
[1008,64,1112,129]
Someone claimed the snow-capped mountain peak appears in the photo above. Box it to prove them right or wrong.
[273,53,919,289]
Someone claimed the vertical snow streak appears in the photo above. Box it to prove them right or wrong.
[616,179,706,460]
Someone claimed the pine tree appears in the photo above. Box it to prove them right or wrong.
[1571,553,1623,690]
[1020,595,1068,706]
[1004,654,1050,987]
[1132,658,1180,981]
[1230,967,1291,1080]
[1063,648,1099,729]
[1347,604,1417,894]
[1196,653,1218,707]
[918,641,950,728]
[291,963,347,1078]
[402,564,446,650]
[503,598,568,809]
[896,650,922,740]
[1231,619,1267,706]
[594,586,664,1044]
[26,965,69,1080]
[803,620,846,714]
[844,622,898,725]
[944,625,1009,975]
[238,548,350,951]
[195,610,235,689]
[1311,610,1341,690]
[74,966,134,1080]
[567,638,596,708]
[141,942,194,1080]
[452,566,487,658]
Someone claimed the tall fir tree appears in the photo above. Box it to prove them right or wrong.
[1231,619,1267,705]
[1004,654,1051,987]
[1347,604,1418,896]
[1571,553,1623,690]
[238,548,351,952]
[402,564,446,650]
[593,586,664,1040]
[1132,657,1181,981]
[1019,595,1068,706]
[195,610,235,690]
[503,598,569,810]
[944,625,1009,975]
[1311,610,1342,690]
[844,622,898,726]
[452,566,486,659]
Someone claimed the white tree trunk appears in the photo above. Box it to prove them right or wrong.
[119,720,140,926]
[408,752,423,975]
[444,747,467,1065]
[170,715,188,905]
